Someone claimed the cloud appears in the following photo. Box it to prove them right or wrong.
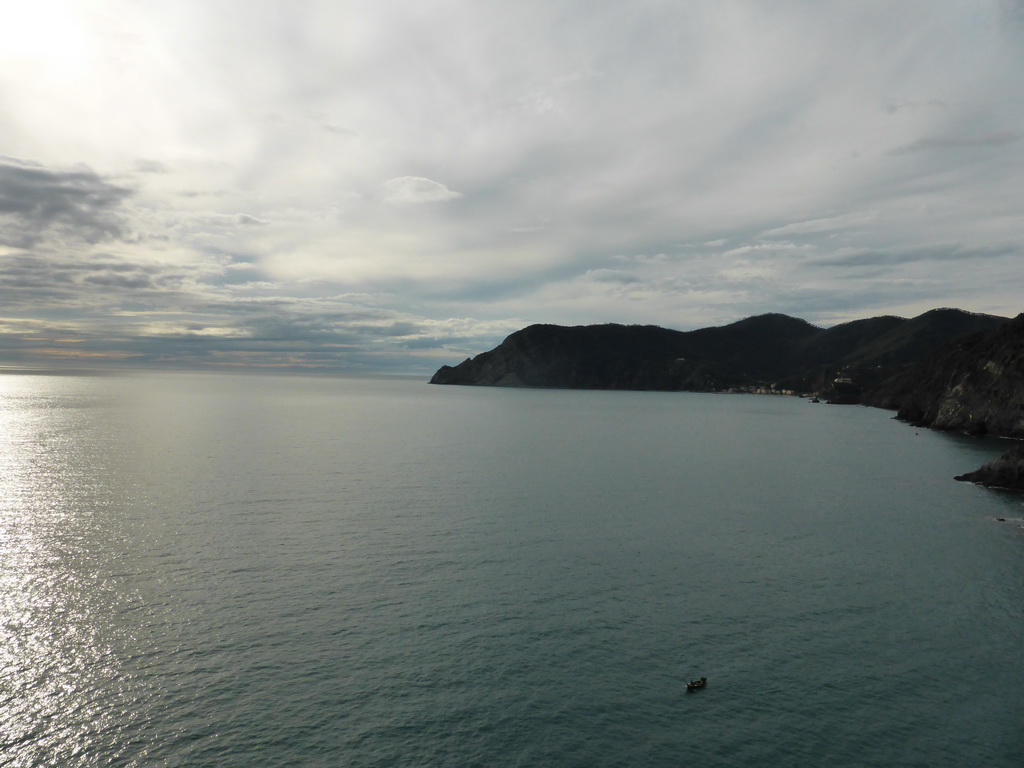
[0,250,210,310]
[762,212,879,238]
[176,212,269,228]
[809,243,1016,269]
[0,156,132,247]
[0,2,1022,372]
[880,100,947,115]
[133,159,169,174]
[888,132,1022,155]
[382,176,462,204]
[582,268,640,284]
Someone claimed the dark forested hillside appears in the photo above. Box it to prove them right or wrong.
[430,309,1008,398]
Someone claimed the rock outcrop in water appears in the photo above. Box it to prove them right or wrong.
[954,444,1024,492]
[430,309,1006,399]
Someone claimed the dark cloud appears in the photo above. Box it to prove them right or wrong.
[1001,0,1024,23]
[0,252,185,307]
[810,244,1016,268]
[888,132,1021,155]
[82,273,158,290]
[584,268,641,284]
[241,310,425,343]
[0,156,133,247]
[237,214,269,226]
[403,337,445,350]
[880,99,947,115]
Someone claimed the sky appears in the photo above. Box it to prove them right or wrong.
[1,0,1023,374]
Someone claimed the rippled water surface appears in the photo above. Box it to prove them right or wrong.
[1,372,1022,766]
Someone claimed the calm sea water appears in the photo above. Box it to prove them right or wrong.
[1,371,1022,767]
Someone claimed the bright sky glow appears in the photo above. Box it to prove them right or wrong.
[1,0,1022,373]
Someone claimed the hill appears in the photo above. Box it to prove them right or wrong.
[430,309,1008,398]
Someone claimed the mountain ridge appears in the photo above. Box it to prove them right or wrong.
[430,308,1008,399]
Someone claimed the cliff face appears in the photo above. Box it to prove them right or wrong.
[861,313,1024,492]
[864,313,1024,438]
[430,309,1008,397]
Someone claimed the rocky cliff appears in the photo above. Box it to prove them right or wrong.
[860,313,1024,492]
[954,444,1024,492]
[863,313,1024,438]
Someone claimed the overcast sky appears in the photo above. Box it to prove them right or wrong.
[2,0,1022,374]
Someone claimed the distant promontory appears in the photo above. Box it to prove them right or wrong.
[430,309,1005,399]
[431,308,1024,491]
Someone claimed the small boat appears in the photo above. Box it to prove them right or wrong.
[686,677,707,691]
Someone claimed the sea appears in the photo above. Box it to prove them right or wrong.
[0,371,1022,767]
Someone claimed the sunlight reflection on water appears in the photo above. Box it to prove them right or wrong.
[0,375,145,767]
